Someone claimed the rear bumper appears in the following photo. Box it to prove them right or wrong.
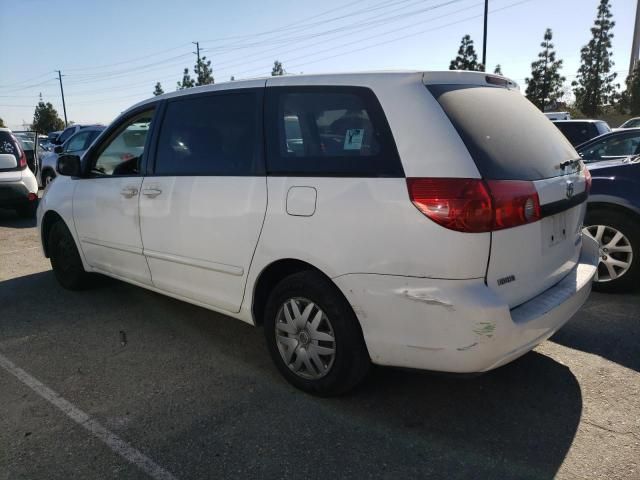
[0,180,37,207]
[333,235,599,373]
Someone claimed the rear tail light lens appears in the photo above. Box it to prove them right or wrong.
[406,178,492,233]
[486,180,541,229]
[407,178,541,233]
[18,151,27,169]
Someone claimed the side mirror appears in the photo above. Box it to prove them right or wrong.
[53,145,64,154]
[57,154,81,177]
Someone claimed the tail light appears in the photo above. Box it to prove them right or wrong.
[10,134,28,170]
[18,150,28,169]
[407,178,541,233]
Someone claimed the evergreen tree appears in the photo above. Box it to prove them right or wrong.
[271,60,285,76]
[525,29,566,111]
[153,82,164,96]
[493,64,503,75]
[31,94,64,133]
[572,0,618,116]
[177,68,195,90]
[0,117,5,128]
[194,56,214,86]
[230,76,235,81]
[449,35,484,71]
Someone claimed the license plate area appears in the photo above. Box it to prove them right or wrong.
[542,212,568,249]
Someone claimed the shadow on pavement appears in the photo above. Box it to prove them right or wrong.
[551,291,640,373]
[1,271,583,480]
[0,208,36,229]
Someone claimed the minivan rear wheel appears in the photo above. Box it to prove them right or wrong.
[584,209,640,293]
[264,271,370,395]
[48,220,92,290]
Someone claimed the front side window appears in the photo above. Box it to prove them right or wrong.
[266,87,402,177]
[92,111,153,176]
[154,91,261,176]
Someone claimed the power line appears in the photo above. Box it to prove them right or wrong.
[225,0,481,77]
[277,0,533,75]
[209,0,440,71]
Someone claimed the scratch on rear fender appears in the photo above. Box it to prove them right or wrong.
[399,289,455,311]
[473,321,496,338]
[457,342,479,351]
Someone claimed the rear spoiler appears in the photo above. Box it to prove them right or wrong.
[422,71,519,90]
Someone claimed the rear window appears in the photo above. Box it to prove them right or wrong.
[553,122,600,146]
[428,84,577,180]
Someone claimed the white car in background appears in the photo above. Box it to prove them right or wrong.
[38,71,598,395]
[0,128,39,218]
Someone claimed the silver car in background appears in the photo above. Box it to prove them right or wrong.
[38,126,104,187]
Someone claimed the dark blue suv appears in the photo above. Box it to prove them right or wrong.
[583,157,640,292]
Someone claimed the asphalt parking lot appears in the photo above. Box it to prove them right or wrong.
[0,208,638,480]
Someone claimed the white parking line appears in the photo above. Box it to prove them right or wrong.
[0,352,178,480]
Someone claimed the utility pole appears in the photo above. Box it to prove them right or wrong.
[482,0,488,69]
[55,70,68,127]
[192,41,201,80]
[630,0,640,76]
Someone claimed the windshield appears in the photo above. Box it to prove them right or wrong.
[621,118,640,128]
[579,133,640,162]
[428,84,578,180]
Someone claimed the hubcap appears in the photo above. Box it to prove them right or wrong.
[275,298,336,380]
[584,225,633,282]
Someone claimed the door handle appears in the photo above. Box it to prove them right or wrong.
[142,188,162,198]
[120,186,139,198]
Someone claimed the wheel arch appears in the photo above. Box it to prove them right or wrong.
[251,258,352,328]
[587,201,640,223]
[40,210,66,258]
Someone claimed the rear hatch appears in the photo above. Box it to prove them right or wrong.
[426,75,589,308]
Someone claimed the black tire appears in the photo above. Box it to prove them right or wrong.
[48,220,92,290]
[16,201,37,219]
[584,209,640,293]
[42,170,56,187]
[264,270,370,396]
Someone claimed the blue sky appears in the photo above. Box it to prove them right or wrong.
[0,0,635,129]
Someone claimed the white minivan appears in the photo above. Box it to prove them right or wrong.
[38,71,598,395]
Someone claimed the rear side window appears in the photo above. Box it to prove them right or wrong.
[57,127,76,144]
[154,90,262,176]
[596,121,611,135]
[429,84,577,180]
[266,86,402,177]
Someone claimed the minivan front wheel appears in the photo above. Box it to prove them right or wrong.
[48,220,91,290]
[264,271,370,395]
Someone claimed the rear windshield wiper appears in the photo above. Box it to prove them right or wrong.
[558,158,582,170]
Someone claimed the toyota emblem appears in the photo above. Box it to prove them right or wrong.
[566,181,574,199]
